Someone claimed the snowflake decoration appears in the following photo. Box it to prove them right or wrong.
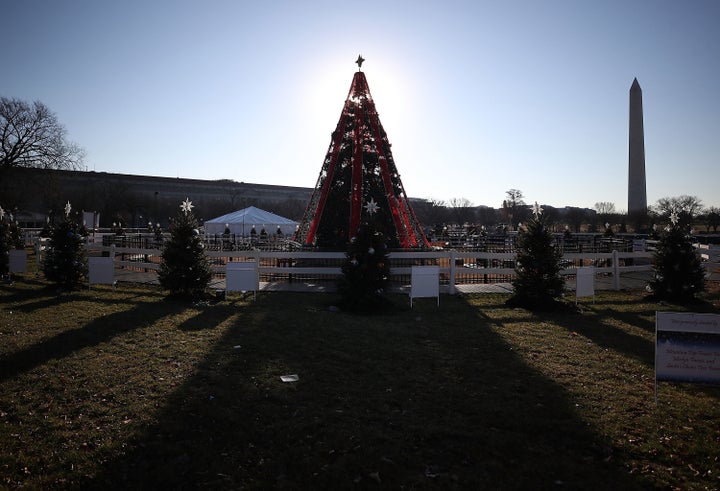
[180,197,194,215]
[532,202,543,218]
[65,201,72,217]
[364,198,380,215]
[670,211,679,226]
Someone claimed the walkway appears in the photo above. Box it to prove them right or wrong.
[111,268,654,294]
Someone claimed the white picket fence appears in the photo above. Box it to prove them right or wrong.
[23,238,718,292]
[696,244,720,282]
[81,243,658,293]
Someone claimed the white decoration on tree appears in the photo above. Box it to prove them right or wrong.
[0,206,4,221]
[532,202,543,218]
[670,211,679,226]
[180,198,194,215]
[65,201,72,217]
[364,198,380,215]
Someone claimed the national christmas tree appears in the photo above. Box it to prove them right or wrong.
[158,198,212,298]
[295,56,428,250]
[507,203,565,309]
[42,201,88,290]
[648,211,705,302]
[337,219,391,311]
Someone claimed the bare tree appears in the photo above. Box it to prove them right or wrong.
[593,202,617,231]
[448,197,475,225]
[503,189,526,229]
[564,207,589,233]
[1,97,84,170]
[412,199,449,227]
[594,202,616,216]
[700,206,720,233]
[475,206,500,227]
[654,195,704,227]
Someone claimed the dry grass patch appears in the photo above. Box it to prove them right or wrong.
[1,277,719,489]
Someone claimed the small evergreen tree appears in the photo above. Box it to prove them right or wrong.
[508,203,565,309]
[158,199,212,298]
[42,201,88,290]
[338,222,391,311]
[648,212,705,302]
[1,210,25,278]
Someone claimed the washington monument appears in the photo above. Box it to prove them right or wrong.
[628,78,647,215]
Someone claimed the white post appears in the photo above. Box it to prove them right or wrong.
[612,249,620,290]
[35,240,42,271]
[449,250,456,294]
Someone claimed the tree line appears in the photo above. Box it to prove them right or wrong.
[3,96,719,235]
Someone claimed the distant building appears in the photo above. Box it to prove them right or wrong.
[1,167,313,227]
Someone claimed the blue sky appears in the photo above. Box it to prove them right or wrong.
[4,0,719,211]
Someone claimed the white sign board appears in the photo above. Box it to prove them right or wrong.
[226,261,258,300]
[632,239,646,252]
[410,265,440,307]
[83,211,100,229]
[88,257,115,285]
[8,250,27,274]
[655,312,720,386]
[575,267,595,300]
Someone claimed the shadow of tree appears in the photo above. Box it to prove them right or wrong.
[0,299,185,383]
[79,293,650,489]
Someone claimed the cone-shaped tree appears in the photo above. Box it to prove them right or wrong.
[42,202,88,290]
[158,199,212,298]
[295,62,428,249]
[507,204,565,309]
[648,212,705,302]
[337,221,391,312]
[0,206,21,276]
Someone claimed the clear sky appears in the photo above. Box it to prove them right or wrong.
[4,0,719,211]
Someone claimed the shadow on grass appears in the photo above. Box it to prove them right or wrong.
[541,308,656,368]
[0,276,59,305]
[175,303,239,331]
[80,293,651,489]
[1,280,165,314]
[0,298,186,383]
[563,294,719,368]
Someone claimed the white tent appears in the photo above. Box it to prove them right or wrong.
[204,206,298,237]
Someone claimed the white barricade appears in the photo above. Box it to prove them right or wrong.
[575,266,595,303]
[226,261,259,300]
[410,265,440,307]
[8,250,27,274]
[88,256,115,288]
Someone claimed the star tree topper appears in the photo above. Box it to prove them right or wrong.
[532,202,543,218]
[180,197,194,215]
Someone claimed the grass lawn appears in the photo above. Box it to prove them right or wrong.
[1,277,720,489]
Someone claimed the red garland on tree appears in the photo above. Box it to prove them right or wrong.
[295,57,428,250]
